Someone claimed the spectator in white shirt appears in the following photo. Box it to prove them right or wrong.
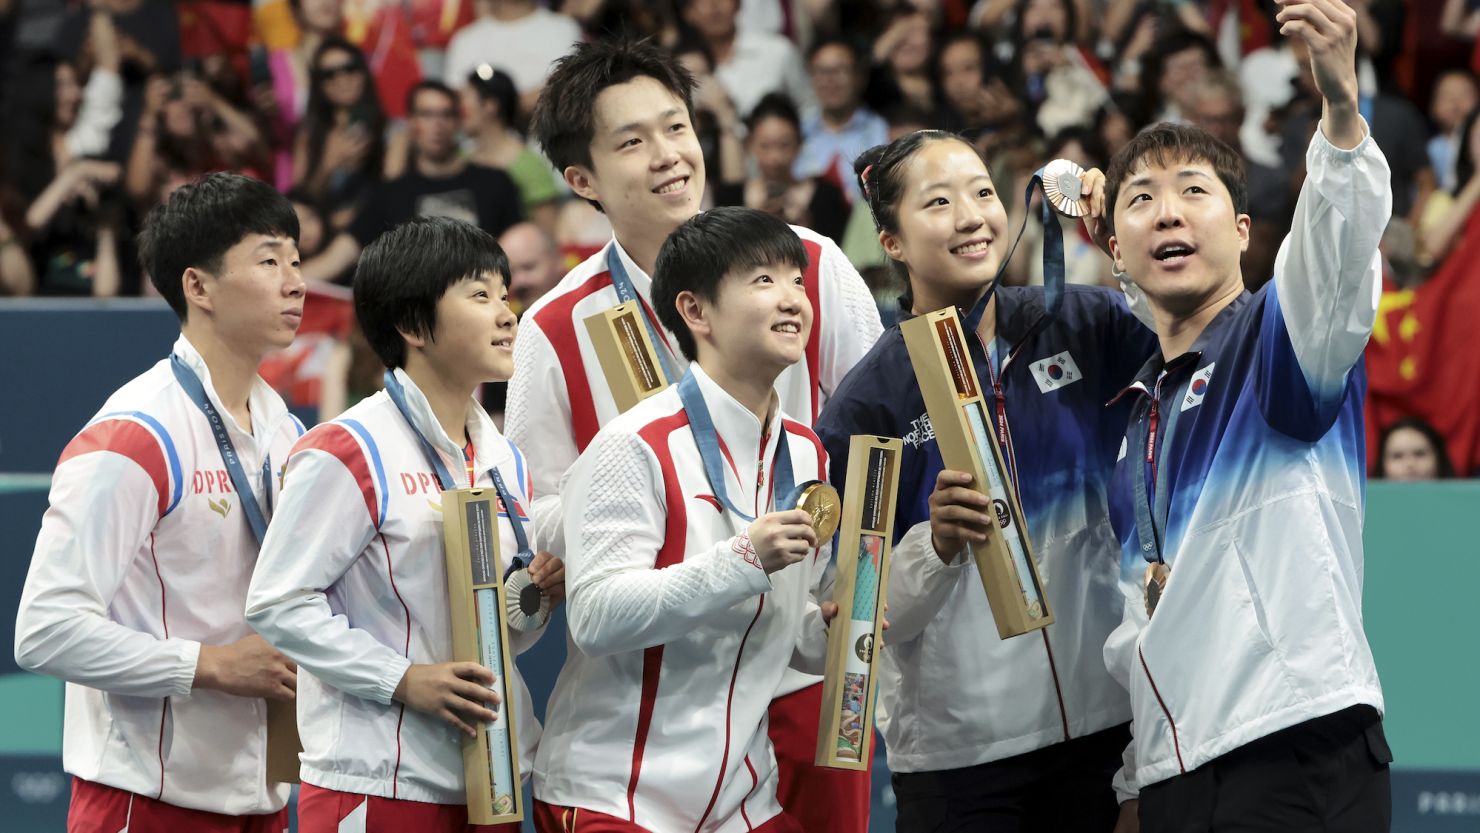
[443,0,582,118]
[680,0,816,118]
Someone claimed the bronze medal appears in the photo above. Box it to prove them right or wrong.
[1144,562,1170,618]
[796,481,842,542]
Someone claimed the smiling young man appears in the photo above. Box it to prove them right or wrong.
[511,39,881,831]
[533,207,832,833]
[246,217,562,832]
[15,173,303,832]
[1099,2,1394,830]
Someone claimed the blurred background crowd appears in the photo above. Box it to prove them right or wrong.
[0,0,1476,479]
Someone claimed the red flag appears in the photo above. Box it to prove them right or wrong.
[1365,206,1480,476]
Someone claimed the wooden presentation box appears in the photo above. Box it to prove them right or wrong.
[583,301,669,413]
[900,306,1052,638]
[442,488,524,825]
[816,436,903,770]
[264,699,301,784]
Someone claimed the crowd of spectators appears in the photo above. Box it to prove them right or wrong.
[0,0,1474,477]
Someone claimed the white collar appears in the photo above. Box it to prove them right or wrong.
[171,334,288,440]
[388,368,512,477]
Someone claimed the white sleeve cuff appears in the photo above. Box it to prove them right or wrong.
[376,655,415,706]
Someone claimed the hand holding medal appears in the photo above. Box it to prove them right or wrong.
[793,480,842,542]
[504,551,564,632]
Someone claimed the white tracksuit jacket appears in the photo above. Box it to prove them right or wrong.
[533,365,831,833]
[15,336,298,815]
[246,370,546,803]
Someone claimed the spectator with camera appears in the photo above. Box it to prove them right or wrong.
[302,80,522,283]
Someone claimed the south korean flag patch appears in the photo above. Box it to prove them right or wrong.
[1029,350,1082,393]
[1181,363,1215,412]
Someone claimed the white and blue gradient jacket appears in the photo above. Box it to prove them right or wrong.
[1103,122,1391,797]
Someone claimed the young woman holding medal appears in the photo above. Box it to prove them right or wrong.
[813,132,1159,832]
[245,216,563,832]
[15,173,302,832]
[532,207,840,833]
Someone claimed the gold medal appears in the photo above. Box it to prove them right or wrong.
[1041,159,1088,218]
[1144,562,1170,618]
[795,481,842,542]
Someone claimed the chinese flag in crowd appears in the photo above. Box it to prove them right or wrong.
[1365,206,1480,477]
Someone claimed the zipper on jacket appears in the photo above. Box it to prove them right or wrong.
[977,329,1070,741]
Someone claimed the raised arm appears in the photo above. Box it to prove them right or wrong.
[1262,0,1391,431]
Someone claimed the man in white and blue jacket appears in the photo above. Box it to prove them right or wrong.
[1100,2,1393,830]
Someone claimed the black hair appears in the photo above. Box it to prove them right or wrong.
[531,37,696,208]
[137,173,299,320]
[673,37,716,73]
[1375,416,1456,478]
[303,37,385,185]
[1139,26,1220,115]
[1009,0,1077,49]
[854,130,986,290]
[1456,106,1480,194]
[1104,122,1246,235]
[938,29,1003,76]
[746,92,801,134]
[1047,125,1106,170]
[806,35,862,68]
[652,206,809,362]
[4,54,68,202]
[353,216,510,369]
[405,78,459,117]
[467,65,519,128]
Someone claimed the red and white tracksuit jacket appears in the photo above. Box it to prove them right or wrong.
[507,230,880,701]
[15,336,298,815]
[245,370,546,804]
[533,365,831,833]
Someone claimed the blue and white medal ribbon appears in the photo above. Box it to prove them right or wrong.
[171,355,272,546]
[962,159,1080,338]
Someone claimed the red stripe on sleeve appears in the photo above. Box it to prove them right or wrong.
[534,272,613,453]
[58,419,171,518]
[292,423,378,528]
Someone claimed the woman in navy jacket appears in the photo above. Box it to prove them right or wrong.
[815,131,1157,832]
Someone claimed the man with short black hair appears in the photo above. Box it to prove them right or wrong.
[302,81,524,283]
[15,172,303,832]
[1100,3,1393,829]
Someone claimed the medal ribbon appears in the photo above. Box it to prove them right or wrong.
[170,355,272,546]
[963,167,1067,337]
[677,368,799,524]
[384,370,533,576]
[607,243,678,385]
[1129,369,1193,565]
